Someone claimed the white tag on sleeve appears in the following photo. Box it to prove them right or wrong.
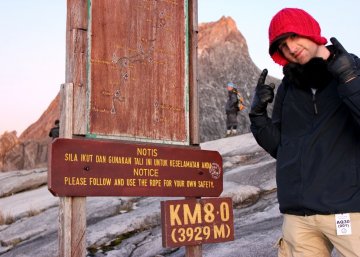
[335,213,352,236]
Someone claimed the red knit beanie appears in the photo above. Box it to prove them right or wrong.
[268,8,327,66]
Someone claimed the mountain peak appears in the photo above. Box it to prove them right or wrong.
[198,16,248,56]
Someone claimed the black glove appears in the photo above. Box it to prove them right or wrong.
[327,37,358,84]
[249,69,275,116]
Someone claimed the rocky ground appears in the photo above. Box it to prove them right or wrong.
[0,133,340,257]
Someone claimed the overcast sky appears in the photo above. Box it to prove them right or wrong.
[1,1,359,135]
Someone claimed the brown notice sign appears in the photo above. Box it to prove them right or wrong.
[48,138,223,197]
[161,197,234,247]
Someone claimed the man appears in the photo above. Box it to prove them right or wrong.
[225,82,240,136]
[249,8,360,257]
[49,119,60,139]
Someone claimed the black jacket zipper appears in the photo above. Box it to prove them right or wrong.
[311,89,318,115]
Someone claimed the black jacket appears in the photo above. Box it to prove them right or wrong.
[225,90,239,114]
[250,57,360,215]
[49,126,59,139]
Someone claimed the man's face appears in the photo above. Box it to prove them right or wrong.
[278,34,321,65]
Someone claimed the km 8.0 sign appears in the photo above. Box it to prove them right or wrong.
[161,197,234,247]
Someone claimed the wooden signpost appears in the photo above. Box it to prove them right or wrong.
[52,0,234,256]
[161,197,234,247]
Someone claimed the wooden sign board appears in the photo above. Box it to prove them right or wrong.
[87,0,189,144]
[48,138,223,197]
[161,197,234,247]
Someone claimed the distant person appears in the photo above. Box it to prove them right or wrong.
[249,8,360,256]
[49,119,60,139]
[225,82,243,137]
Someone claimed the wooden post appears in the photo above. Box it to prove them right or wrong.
[185,196,202,257]
[189,0,199,145]
[185,0,202,255]
[186,244,203,257]
[186,0,201,252]
[57,1,88,256]
[58,83,86,257]
[66,0,88,135]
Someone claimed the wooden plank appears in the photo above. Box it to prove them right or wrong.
[189,0,199,145]
[88,0,188,143]
[59,196,86,257]
[186,245,202,257]
[58,51,86,257]
[66,0,88,135]
[59,83,73,139]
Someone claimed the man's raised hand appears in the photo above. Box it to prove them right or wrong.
[249,69,275,116]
